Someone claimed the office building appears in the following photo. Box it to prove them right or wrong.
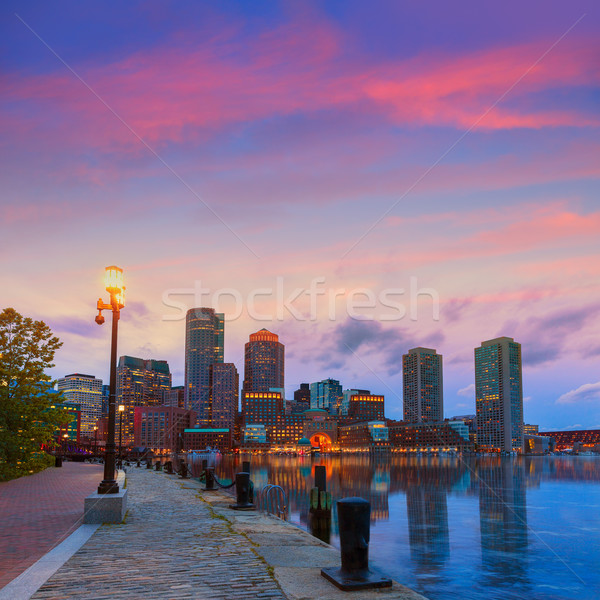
[57,373,103,438]
[185,308,224,426]
[403,347,443,422]
[210,363,239,430]
[475,337,524,453]
[292,383,311,412]
[340,389,370,416]
[310,378,343,414]
[163,385,185,408]
[134,406,196,452]
[345,392,385,422]
[117,356,172,446]
[243,329,284,394]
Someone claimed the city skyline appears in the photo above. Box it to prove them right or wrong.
[2,2,598,431]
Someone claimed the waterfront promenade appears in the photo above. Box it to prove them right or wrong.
[0,465,427,600]
[0,461,103,589]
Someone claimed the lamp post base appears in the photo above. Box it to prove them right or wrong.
[98,480,120,494]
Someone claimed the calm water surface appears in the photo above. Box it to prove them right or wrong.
[214,455,600,600]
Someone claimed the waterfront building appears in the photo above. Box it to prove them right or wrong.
[243,424,267,444]
[538,428,600,451]
[185,308,224,426]
[134,406,196,452]
[387,421,474,451]
[340,389,370,416]
[524,434,554,453]
[242,390,283,428]
[338,421,390,453]
[272,413,305,446]
[346,392,385,422]
[523,424,539,435]
[117,356,172,446]
[475,337,524,453]
[402,347,443,423]
[210,363,239,430]
[303,408,339,451]
[310,378,343,414]
[183,428,231,452]
[163,385,185,408]
[57,373,103,438]
[243,329,284,394]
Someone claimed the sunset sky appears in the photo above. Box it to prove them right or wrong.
[2,1,599,430]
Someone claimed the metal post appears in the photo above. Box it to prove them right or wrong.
[230,472,255,510]
[118,409,123,470]
[242,460,250,474]
[98,300,119,494]
[321,497,391,590]
[205,467,215,490]
[315,465,326,492]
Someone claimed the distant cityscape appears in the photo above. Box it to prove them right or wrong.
[52,307,600,456]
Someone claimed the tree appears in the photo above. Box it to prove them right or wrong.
[0,308,66,481]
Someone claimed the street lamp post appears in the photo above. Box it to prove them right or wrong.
[95,265,125,494]
[93,426,98,456]
[118,404,125,469]
[62,433,69,459]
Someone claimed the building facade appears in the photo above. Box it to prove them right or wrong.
[117,356,172,446]
[210,363,239,430]
[475,337,524,453]
[338,421,390,452]
[243,329,284,394]
[292,383,311,412]
[346,392,385,422]
[134,406,196,452]
[183,428,232,452]
[163,385,185,409]
[185,308,224,426]
[57,373,103,438]
[387,421,474,451]
[402,347,443,423]
[310,378,343,414]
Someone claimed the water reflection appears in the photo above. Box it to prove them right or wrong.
[215,455,600,600]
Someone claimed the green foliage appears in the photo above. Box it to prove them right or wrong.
[0,308,66,481]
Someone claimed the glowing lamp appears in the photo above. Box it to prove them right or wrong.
[105,266,124,294]
[118,404,125,412]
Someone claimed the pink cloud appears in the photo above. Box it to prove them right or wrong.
[2,23,597,159]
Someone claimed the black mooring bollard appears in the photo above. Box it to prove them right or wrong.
[321,497,392,591]
[155,461,162,471]
[230,472,255,510]
[165,460,173,474]
[136,461,141,468]
[179,462,189,479]
[201,459,208,472]
[315,465,326,492]
[205,467,215,490]
[146,460,152,469]
[55,456,63,468]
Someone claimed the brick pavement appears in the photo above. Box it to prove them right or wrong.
[30,467,287,600]
[0,461,104,589]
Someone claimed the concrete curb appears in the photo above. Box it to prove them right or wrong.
[0,524,100,600]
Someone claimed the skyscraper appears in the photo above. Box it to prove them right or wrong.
[210,363,239,431]
[402,347,443,423]
[57,373,103,438]
[117,356,171,446]
[243,329,284,394]
[310,378,343,414]
[185,308,224,426]
[475,337,524,453]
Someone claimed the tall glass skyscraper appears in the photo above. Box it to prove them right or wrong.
[475,337,524,453]
[185,308,224,426]
[402,347,443,422]
[310,378,343,414]
[243,329,284,394]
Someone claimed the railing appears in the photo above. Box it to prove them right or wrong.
[259,484,288,519]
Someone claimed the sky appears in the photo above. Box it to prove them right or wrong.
[1,1,599,430]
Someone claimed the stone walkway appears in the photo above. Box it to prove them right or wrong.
[0,461,103,589]
[30,468,286,600]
